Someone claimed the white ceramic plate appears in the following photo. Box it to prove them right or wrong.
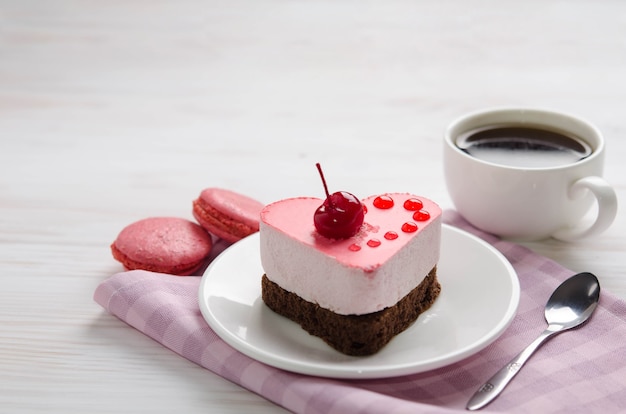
[198,224,519,379]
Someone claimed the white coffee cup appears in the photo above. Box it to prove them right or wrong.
[443,107,618,241]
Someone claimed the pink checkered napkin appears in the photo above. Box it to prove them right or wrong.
[94,211,626,413]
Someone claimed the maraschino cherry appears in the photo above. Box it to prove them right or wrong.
[313,163,364,239]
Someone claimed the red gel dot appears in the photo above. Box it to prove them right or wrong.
[413,210,430,221]
[401,222,418,233]
[363,205,368,214]
[373,195,394,209]
[403,198,423,211]
[349,244,361,251]
[367,239,381,248]
[384,231,398,240]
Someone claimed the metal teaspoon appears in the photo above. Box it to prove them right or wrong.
[466,272,601,411]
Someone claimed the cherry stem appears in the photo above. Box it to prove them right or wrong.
[316,163,332,200]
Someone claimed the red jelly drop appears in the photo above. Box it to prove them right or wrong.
[384,231,398,240]
[403,198,423,211]
[413,210,431,221]
[373,195,394,209]
[401,222,418,233]
[367,239,381,247]
[349,244,361,251]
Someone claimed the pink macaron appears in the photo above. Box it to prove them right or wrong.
[111,217,213,276]
[192,188,264,243]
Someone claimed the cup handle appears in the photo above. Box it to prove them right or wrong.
[552,176,618,241]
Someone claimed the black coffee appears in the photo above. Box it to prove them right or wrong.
[456,125,592,168]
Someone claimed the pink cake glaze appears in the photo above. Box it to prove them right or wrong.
[260,193,441,315]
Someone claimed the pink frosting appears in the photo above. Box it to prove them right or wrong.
[260,193,442,315]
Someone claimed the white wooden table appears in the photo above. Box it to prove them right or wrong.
[1,1,624,412]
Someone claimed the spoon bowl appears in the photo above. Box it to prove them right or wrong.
[544,272,600,328]
[467,272,601,411]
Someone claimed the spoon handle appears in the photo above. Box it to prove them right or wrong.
[466,325,562,411]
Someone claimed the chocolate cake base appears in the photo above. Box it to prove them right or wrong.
[261,267,441,356]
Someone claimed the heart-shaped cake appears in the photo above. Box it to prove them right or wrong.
[260,193,442,356]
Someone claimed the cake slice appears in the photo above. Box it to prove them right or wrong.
[260,193,442,356]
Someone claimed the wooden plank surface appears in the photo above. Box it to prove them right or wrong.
[1,1,625,412]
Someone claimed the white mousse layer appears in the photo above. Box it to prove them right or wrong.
[260,193,441,316]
